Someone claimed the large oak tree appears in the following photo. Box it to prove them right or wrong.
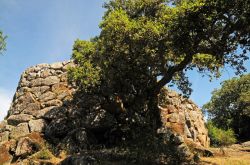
[69,0,249,131]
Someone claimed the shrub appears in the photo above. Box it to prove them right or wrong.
[207,121,236,147]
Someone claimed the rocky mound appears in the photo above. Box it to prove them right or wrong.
[0,61,209,164]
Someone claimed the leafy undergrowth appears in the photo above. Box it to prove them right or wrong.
[200,145,250,165]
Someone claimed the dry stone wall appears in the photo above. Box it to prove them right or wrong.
[1,61,209,146]
[0,61,209,164]
[1,61,74,141]
[159,89,210,147]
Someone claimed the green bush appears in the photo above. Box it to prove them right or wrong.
[207,121,236,147]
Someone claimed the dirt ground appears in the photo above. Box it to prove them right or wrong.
[200,144,250,165]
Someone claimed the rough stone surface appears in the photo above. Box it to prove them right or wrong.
[5,125,15,132]
[38,91,57,102]
[0,120,7,132]
[7,114,34,126]
[242,141,250,147]
[0,131,9,143]
[43,76,60,86]
[15,137,40,157]
[50,62,63,69]
[0,141,15,165]
[9,123,30,139]
[0,61,210,164]
[28,119,46,133]
[159,88,210,147]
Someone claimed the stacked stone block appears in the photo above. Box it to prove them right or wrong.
[159,89,210,147]
[0,61,210,164]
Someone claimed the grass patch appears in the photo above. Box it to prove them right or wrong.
[200,147,250,165]
[201,156,250,165]
[31,149,53,160]
[30,149,65,164]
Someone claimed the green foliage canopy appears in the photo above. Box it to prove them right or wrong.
[203,74,250,140]
[67,1,250,134]
[206,121,236,147]
[70,0,249,99]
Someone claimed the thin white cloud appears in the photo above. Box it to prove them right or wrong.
[0,88,13,121]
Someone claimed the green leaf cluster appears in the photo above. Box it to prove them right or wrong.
[203,74,250,140]
[69,0,250,106]
[66,0,250,147]
[68,40,101,92]
[207,121,236,147]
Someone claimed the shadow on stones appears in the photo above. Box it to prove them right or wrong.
[42,89,195,165]
[43,90,137,164]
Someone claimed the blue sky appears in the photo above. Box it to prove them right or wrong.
[0,0,249,120]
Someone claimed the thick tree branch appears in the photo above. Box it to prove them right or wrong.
[153,53,194,96]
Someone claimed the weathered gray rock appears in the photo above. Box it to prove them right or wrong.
[5,125,15,132]
[15,87,31,99]
[28,119,46,133]
[184,124,192,138]
[0,120,7,132]
[190,128,197,142]
[45,118,73,138]
[0,131,9,143]
[22,103,41,115]
[59,128,97,153]
[186,104,193,110]
[51,83,72,100]
[41,99,63,108]
[15,137,40,157]
[159,88,210,147]
[169,113,179,123]
[19,93,36,105]
[31,86,50,98]
[242,141,250,147]
[30,78,43,87]
[32,106,57,119]
[57,91,72,101]
[19,78,30,87]
[26,72,37,81]
[38,91,56,102]
[40,69,52,78]
[84,109,117,131]
[7,114,34,126]
[177,144,193,161]
[9,123,30,139]
[0,141,14,165]
[197,134,207,147]
[50,62,63,69]
[60,73,68,82]
[43,106,67,119]
[62,61,74,71]
[42,76,60,86]
[35,63,50,70]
